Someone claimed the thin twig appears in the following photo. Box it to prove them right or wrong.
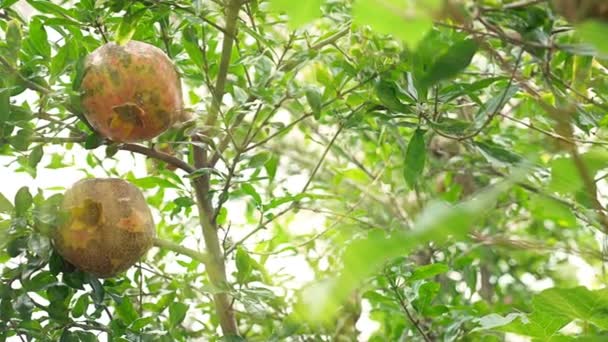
[153,237,209,264]
[386,273,432,342]
[120,143,196,173]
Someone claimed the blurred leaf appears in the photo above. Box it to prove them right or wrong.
[72,294,89,318]
[550,149,608,195]
[249,152,271,168]
[241,183,262,205]
[131,176,178,189]
[576,20,608,57]
[269,0,322,29]
[404,129,426,188]
[236,247,253,284]
[418,39,478,89]
[475,141,521,165]
[10,128,33,151]
[306,88,323,120]
[169,302,188,326]
[5,19,22,63]
[265,154,279,182]
[0,80,9,131]
[408,263,449,282]
[532,287,608,330]
[0,193,13,214]
[25,272,57,291]
[27,0,75,19]
[182,26,204,70]
[14,186,32,216]
[116,297,138,324]
[0,0,19,9]
[84,133,104,150]
[28,145,43,168]
[115,8,146,45]
[28,18,51,57]
[476,287,608,338]
[297,178,514,323]
[375,81,411,113]
[352,0,440,47]
[476,85,519,119]
[87,276,105,304]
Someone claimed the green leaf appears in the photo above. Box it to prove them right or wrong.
[28,18,51,57]
[269,0,323,29]
[241,183,262,205]
[87,276,105,304]
[352,0,440,47]
[115,8,146,45]
[169,302,188,326]
[27,0,75,19]
[476,85,519,120]
[375,81,411,113]
[576,20,608,57]
[305,88,323,120]
[249,152,271,168]
[533,287,608,330]
[63,270,85,290]
[473,313,527,331]
[182,27,204,70]
[529,195,576,227]
[0,193,13,214]
[404,129,426,188]
[51,41,75,79]
[408,263,449,282]
[236,247,253,284]
[550,149,608,195]
[25,272,57,291]
[15,186,32,216]
[28,145,43,168]
[0,79,9,131]
[72,294,89,318]
[84,133,104,150]
[418,39,478,89]
[10,128,33,151]
[478,287,608,338]
[27,233,51,258]
[130,176,178,189]
[116,297,138,324]
[475,141,521,165]
[265,154,279,182]
[5,20,22,63]
[413,281,441,314]
[0,0,19,9]
[130,316,156,331]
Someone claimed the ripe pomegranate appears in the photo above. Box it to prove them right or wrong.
[53,178,156,278]
[80,41,183,142]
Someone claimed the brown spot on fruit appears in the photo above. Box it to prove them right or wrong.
[116,210,149,233]
[80,40,183,142]
[53,178,155,278]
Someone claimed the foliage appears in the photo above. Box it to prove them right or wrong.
[1,0,608,341]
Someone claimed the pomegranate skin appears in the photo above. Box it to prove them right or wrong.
[80,41,183,142]
[53,178,156,278]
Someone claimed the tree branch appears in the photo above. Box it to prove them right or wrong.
[153,237,209,264]
[386,273,432,342]
[190,0,243,336]
[120,143,196,173]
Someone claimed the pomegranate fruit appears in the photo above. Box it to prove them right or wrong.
[80,41,183,142]
[53,178,155,278]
